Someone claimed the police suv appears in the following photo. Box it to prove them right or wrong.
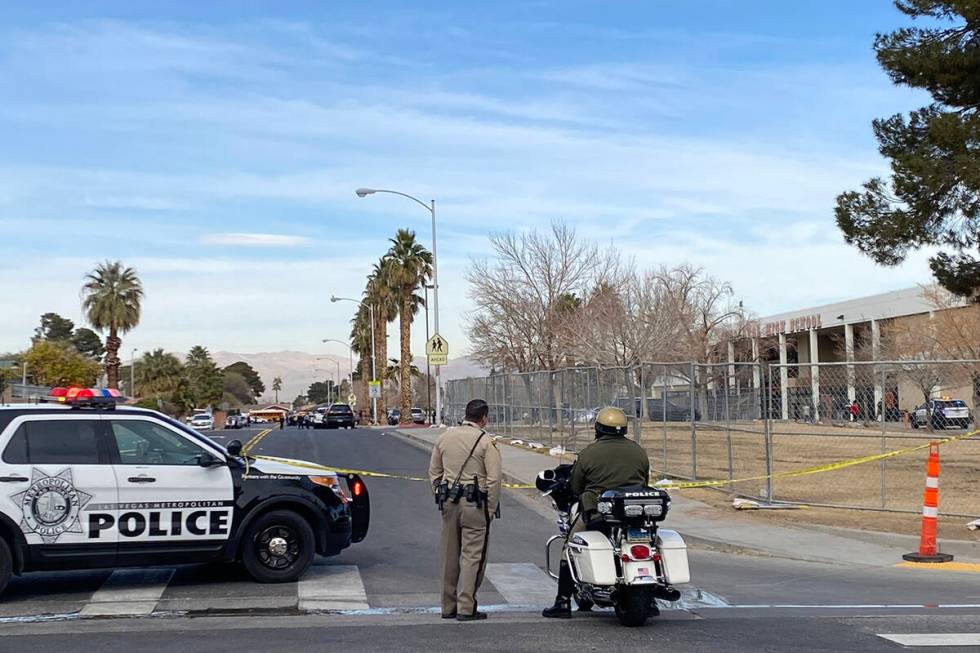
[0,388,369,596]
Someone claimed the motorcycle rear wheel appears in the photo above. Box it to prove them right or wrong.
[614,587,653,627]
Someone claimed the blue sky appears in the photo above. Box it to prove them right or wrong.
[0,1,935,358]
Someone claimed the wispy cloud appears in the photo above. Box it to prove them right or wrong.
[201,233,312,247]
[0,5,929,354]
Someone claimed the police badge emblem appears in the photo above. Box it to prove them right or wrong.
[11,468,93,544]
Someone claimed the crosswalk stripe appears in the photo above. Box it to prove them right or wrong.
[878,634,980,647]
[484,562,557,608]
[79,568,175,617]
[298,565,370,611]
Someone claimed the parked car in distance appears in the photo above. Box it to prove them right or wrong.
[387,409,400,426]
[190,413,215,430]
[645,399,700,422]
[911,398,972,430]
[326,404,356,429]
[224,415,240,429]
[411,407,426,424]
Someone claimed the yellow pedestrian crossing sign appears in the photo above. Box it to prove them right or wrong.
[426,334,448,366]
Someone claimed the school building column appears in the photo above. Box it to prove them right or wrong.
[844,323,856,403]
[809,328,820,421]
[778,333,789,420]
[871,319,883,412]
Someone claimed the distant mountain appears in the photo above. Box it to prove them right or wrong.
[212,351,350,405]
[213,350,487,405]
[412,355,488,381]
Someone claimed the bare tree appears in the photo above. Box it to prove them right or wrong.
[467,220,616,372]
[922,287,980,415]
[466,221,617,427]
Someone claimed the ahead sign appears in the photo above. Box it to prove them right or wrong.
[426,334,448,366]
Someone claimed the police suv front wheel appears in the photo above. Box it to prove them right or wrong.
[0,538,11,596]
[242,510,315,583]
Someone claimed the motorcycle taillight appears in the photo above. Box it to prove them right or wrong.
[629,544,652,560]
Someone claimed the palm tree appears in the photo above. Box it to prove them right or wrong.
[385,357,422,389]
[136,348,184,394]
[365,259,398,418]
[350,305,374,422]
[81,260,144,389]
[272,376,283,403]
[386,229,433,425]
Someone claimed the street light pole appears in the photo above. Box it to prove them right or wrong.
[131,348,138,398]
[316,358,342,402]
[331,296,378,424]
[323,339,354,401]
[355,188,443,425]
[424,283,433,422]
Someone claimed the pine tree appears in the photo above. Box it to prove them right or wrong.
[835,1,980,299]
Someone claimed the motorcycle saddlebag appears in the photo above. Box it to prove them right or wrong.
[567,530,617,586]
[656,529,690,584]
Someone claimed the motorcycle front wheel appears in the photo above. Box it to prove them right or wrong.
[614,587,653,627]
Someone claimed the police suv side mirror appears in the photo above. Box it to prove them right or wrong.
[226,439,243,456]
[198,452,222,468]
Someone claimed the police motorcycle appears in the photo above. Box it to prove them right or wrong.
[537,464,690,627]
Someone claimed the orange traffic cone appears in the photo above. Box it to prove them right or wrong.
[903,441,954,563]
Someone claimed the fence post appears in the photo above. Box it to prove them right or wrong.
[633,364,642,444]
[690,361,697,480]
[725,364,734,491]
[764,363,774,503]
[662,364,668,475]
[880,363,887,510]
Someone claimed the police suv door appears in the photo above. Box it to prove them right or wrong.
[105,416,233,561]
[0,414,118,568]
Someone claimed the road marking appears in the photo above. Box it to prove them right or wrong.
[79,568,174,617]
[484,563,557,607]
[242,428,273,454]
[298,565,369,611]
[896,561,980,574]
[878,634,980,647]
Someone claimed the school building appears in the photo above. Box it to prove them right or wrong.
[729,286,974,421]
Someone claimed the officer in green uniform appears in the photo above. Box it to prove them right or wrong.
[542,406,650,619]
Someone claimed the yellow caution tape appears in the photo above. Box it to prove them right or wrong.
[242,427,980,494]
[251,454,532,488]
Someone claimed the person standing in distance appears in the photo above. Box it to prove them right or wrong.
[428,399,501,621]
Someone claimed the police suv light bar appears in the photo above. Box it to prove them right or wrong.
[43,387,125,409]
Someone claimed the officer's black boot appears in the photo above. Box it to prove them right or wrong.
[542,561,574,619]
[542,597,572,619]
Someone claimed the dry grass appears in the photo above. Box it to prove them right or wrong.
[493,419,980,520]
[639,421,980,518]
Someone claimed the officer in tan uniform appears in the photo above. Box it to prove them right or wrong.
[428,399,502,621]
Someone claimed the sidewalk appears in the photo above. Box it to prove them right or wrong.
[394,427,980,567]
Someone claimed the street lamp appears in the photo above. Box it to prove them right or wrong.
[323,339,354,401]
[423,283,434,423]
[356,187,443,425]
[130,348,138,398]
[315,358,342,402]
[331,295,377,424]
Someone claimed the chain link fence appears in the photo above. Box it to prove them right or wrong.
[446,360,980,518]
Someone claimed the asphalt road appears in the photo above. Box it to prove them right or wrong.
[1,424,979,652]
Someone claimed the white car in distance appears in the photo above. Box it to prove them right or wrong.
[189,413,215,430]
